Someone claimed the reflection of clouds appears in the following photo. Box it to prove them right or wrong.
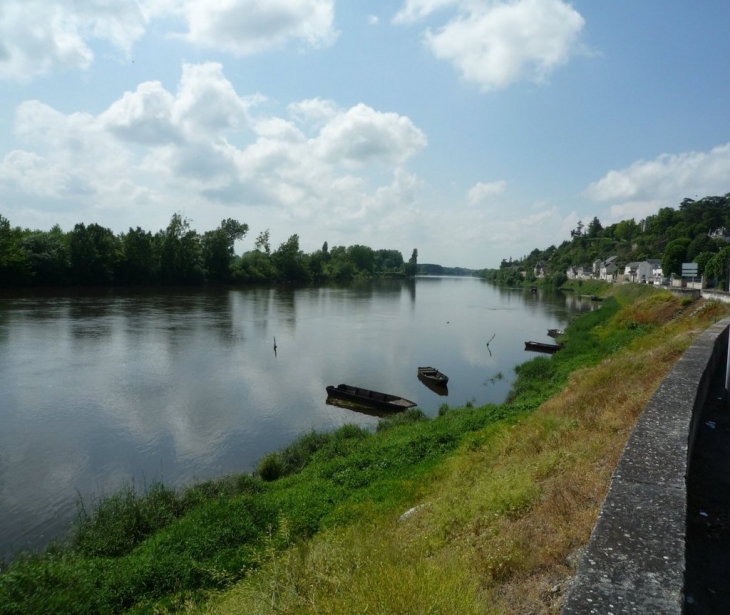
[0,281,588,554]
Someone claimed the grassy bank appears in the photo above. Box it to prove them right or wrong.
[2,285,727,614]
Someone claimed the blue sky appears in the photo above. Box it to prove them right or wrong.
[2,1,730,268]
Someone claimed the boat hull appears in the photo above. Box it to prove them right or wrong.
[326,384,417,412]
[524,341,562,354]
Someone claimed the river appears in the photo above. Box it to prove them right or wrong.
[0,277,596,558]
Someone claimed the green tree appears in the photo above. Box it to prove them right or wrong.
[118,227,158,284]
[587,217,603,238]
[0,214,29,286]
[686,233,718,262]
[661,238,691,278]
[255,229,271,255]
[159,214,204,284]
[272,234,310,282]
[22,225,70,286]
[69,222,120,285]
[347,245,375,275]
[404,248,418,277]
[203,219,248,281]
[705,247,730,288]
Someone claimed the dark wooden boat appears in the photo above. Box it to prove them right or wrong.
[417,366,449,386]
[590,295,604,302]
[547,329,564,338]
[326,384,417,412]
[524,341,562,354]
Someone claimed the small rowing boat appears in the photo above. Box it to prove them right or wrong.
[326,384,417,412]
[524,341,562,354]
[417,366,449,386]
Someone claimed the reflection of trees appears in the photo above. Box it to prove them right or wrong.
[273,287,297,331]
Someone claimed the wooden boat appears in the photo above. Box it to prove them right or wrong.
[326,384,417,412]
[417,366,449,386]
[325,396,393,417]
[524,341,562,354]
[590,295,604,302]
[547,328,564,338]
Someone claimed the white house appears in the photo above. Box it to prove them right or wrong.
[599,256,619,282]
[624,260,661,283]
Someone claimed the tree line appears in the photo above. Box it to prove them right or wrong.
[0,213,418,288]
[477,194,730,286]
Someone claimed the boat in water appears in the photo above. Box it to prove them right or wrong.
[325,384,417,412]
[417,366,449,386]
[524,341,562,354]
[547,329,564,338]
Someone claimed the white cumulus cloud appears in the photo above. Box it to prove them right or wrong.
[468,180,507,204]
[395,0,586,91]
[0,63,428,244]
[393,0,459,24]
[154,0,337,56]
[0,0,337,81]
[0,0,147,81]
[585,143,730,221]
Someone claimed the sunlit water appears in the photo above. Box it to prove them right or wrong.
[0,277,596,558]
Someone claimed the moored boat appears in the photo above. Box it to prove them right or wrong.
[547,328,564,338]
[417,366,449,386]
[524,341,562,354]
[326,384,417,412]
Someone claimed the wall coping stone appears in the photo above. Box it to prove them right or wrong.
[562,317,730,614]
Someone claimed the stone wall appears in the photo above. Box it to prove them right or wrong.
[562,317,730,614]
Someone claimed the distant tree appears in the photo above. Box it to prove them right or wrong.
[373,249,403,272]
[570,221,584,238]
[347,245,375,274]
[404,248,418,277]
[69,222,120,285]
[203,218,248,281]
[159,214,204,284]
[705,247,730,288]
[587,216,603,238]
[0,214,29,286]
[118,227,157,284]
[695,251,715,277]
[686,233,718,262]
[255,229,271,255]
[22,225,70,286]
[661,238,691,278]
[272,234,310,282]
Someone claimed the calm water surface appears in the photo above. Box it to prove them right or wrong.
[0,277,595,558]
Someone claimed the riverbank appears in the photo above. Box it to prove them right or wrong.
[2,285,727,614]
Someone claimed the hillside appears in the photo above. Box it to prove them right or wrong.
[477,194,730,287]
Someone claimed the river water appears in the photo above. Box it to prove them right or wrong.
[0,277,596,558]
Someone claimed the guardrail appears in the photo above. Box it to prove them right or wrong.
[562,317,730,614]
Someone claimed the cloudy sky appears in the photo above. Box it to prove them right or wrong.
[1,1,730,268]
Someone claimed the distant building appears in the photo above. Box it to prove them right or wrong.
[624,260,661,284]
[599,256,618,282]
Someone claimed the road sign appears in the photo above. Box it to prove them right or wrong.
[682,263,698,277]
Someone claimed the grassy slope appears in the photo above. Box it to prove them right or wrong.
[1,286,727,614]
[199,288,730,615]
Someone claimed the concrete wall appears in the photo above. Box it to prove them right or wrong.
[562,317,730,614]
[702,289,730,304]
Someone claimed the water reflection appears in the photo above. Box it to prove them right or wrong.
[0,279,588,557]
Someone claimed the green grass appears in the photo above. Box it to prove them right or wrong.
[0,285,689,614]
